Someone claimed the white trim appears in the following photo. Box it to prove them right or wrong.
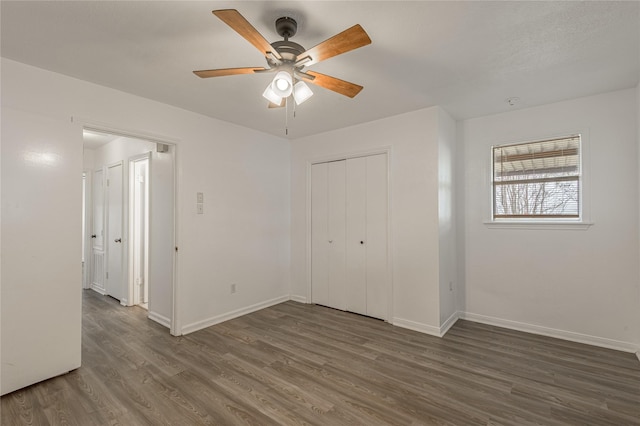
[460,311,639,354]
[73,117,180,145]
[484,221,593,230]
[127,152,151,308]
[82,170,93,290]
[309,147,394,165]
[290,295,307,303]
[148,311,171,329]
[90,284,106,295]
[393,312,460,338]
[392,318,442,337]
[440,311,460,335]
[636,351,640,363]
[181,295,290,335]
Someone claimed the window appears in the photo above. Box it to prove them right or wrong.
[492,135,581,220]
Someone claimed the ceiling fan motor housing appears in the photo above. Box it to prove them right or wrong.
[275,16,297,40]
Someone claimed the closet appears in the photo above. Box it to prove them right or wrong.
[311,153,389,320]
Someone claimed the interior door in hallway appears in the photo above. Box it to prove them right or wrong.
[91,169,105,293]
[106,162,124,301]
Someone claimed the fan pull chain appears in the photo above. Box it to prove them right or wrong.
[285,97,289,136]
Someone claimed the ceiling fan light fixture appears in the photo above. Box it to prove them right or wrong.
[271,70,293,97]
[293,81,313,105]
[263,84,283,105]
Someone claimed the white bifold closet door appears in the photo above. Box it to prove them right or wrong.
[311,153,388,320]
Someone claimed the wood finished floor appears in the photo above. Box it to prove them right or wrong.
[2,290,639,425]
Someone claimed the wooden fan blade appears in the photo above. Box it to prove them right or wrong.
[193,67,266,78]
[213,9,281,60]
[300,71,364,98]
[296,24,371,67]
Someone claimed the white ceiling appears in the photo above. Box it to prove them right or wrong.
[2,1,639,139]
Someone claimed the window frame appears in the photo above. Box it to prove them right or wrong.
[486,132,593,230]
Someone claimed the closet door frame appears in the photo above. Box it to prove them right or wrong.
[306,147,393,322]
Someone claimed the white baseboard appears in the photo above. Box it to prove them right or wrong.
[90,284,106,295]
[148,311,171,329]
[181,295,289,335]
[393,311,460,338]
[460,311,639,354]
[290,295,307,303]
[440,311,460,335]
[392,318,442,337]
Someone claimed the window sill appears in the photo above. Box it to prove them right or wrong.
[484,221,593,230]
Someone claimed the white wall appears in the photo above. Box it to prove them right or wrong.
[1,107,82,395]
[437,108,458,326]
[461,88,640,351]
[2,59,290,347]
[637,82,640,353]
[291,107,454,333]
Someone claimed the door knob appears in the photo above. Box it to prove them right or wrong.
[360,241,364,244]
[115,238,122,243]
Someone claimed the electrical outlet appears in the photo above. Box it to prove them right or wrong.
[197,192,204,203]
[231,283,237,294]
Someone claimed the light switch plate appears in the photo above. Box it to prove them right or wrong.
[196,203,204,214]
[197,192,204,203]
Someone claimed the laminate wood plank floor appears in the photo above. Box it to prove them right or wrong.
[2,290,639,425]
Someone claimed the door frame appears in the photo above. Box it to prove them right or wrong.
[78,119,180,336]
[128,152,151,307]
[306,146,393,322]
[82,169,93,290]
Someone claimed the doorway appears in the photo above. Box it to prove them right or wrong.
[82,129,176,332]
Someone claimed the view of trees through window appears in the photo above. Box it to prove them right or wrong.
[492,136,581,219]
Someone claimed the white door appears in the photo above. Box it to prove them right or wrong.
[345,157,367,315]
[91,169,106,293]
[311,160,346,310]
[311,154,389,320]
[311,162,330,306]
[106,162,124,300]
[327,160,347,310]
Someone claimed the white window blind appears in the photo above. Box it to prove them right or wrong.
[492,135,581,219]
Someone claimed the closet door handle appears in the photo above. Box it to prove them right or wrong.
[360,241,364,244]
[115,238,122,243]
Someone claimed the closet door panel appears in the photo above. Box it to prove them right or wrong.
[345,157,367,315]
[311,163,329,306]
[365,154,389,319]
[327,160,347,311]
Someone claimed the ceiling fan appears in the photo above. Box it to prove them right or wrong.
[193,9,371,108]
